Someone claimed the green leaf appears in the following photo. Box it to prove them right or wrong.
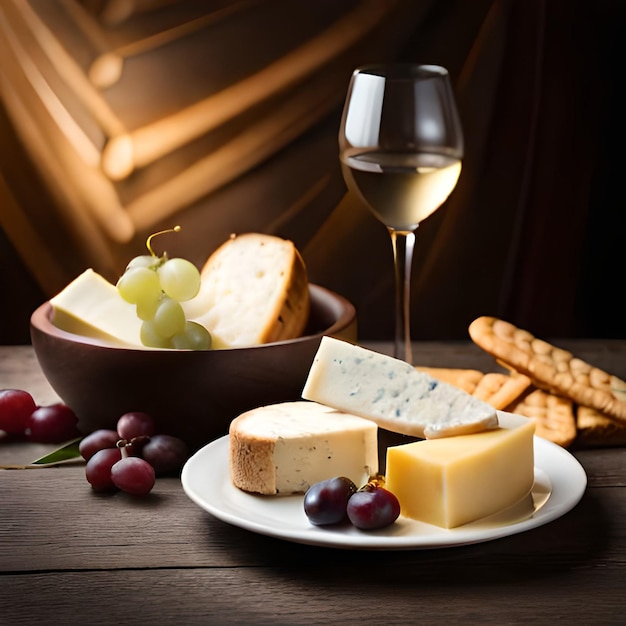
[31,438,83,465]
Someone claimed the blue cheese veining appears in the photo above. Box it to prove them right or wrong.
[302,337,499,438]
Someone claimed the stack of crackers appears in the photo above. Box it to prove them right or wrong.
[417,316,626,449]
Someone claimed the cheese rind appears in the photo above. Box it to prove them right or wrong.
[385,412,535,528]
[50,269,143,346]
[229,401,378,495]
[301,337,499,438]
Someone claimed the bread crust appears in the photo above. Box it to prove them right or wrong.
[187,233,310,348]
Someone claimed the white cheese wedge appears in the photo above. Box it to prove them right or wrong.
[301,337,499,438]
[50,269,143,346]
[385,412,535,528]
[229,401,378,495]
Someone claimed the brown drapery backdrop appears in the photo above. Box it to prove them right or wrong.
[1,0,623,344]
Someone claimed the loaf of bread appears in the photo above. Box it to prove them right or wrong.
[182,233,310,348]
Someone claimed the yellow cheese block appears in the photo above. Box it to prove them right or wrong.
[385,412,535,529]
[50,269,143,347]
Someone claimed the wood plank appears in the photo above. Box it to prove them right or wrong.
[1,561,625,625]
[1,460,625,571]
[2,343,625,625]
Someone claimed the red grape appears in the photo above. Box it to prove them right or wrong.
[0,389,37,435]
[79,429,120,460]
[111,457,155,495]
[116,412,156,440]
[85,448,122,492]
[26,403,81,443]
[304,477,357,525]
[141,434,189,475]
[346,485,400,530]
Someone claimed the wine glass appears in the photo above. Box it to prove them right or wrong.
[339,64,464,363]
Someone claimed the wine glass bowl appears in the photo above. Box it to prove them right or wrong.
[339,64,463,362]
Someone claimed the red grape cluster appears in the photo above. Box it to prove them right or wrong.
[0,389,81,443]
[304,476,401,530]
[81,411,189,496]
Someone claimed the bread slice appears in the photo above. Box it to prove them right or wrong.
[182,233,309,348]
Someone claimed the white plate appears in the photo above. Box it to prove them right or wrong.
[181,435,587,550]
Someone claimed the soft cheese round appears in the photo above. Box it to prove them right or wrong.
[229,401,379,495]
[182,233,309,348]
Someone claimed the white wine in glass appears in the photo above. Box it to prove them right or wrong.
[339,64,463,362]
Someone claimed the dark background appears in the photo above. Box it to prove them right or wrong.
[1,0,623,345]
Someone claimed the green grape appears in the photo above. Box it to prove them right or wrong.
[158,258,201,302]
[153,297,186,338]
[172,321,212,350]
[125,255,158,271]
[136,295,161,321]
[140,320,172,348]
[120,226,210,350]
[117,266,161,305]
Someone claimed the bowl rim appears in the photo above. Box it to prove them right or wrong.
[30,283,356,352]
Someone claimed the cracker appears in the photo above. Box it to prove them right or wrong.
[468,316,626,424]
[417,367,531,410]
[472,371,531,409]
[506,388,577,448]
[576,405,626,448]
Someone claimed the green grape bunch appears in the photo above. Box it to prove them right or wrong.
[116,226,212,350]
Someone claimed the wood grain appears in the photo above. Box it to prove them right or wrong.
[1,343,625,625]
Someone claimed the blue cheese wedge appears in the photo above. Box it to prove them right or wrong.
[302,337,499,438]
[229,401,378,495]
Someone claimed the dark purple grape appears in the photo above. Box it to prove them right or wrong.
[346,485,400,530]
[111,457,155,495]
[124,435,150,457]
[85,448,122,492]
[79,429,120,460]
[303,476,357,525]
[141,434,189,475]
[116,411,156,440]
[26,403,81,443]
[0,389,37,435]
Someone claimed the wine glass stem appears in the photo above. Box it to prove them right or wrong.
[389,229,416,363]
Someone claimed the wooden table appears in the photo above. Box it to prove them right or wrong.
[2,341,626,625]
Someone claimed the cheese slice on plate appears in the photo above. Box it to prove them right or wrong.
[385,412,535,528]
[50,269,143,347]
[301,337,498,438]
[229,401,378,495]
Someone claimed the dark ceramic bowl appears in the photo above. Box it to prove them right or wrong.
[30,284,357,449]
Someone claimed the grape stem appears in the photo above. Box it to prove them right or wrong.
[146,225,181,257]
[117,439,130,458]
[116,436,151,458]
